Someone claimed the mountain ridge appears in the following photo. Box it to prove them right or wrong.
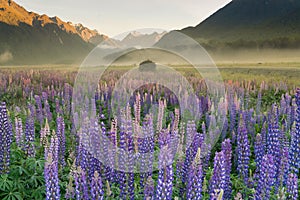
[159,0,300,50]
[0,0,108,64]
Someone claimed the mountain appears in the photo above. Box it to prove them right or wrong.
[73,23,108,45]
[0,0,107,64]
[159,0,300,50]
[119,31,167,47]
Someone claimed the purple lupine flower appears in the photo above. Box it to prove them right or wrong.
[180,121,202,196]
[56,116,66,166]
[194,163,203,200]
[46,131,59,162]
[99,120,112,183]
[186,163,196,199]
[63,83,72,116]
[28,103,35,119]
[175,147,184,189]
[171,108,180,134]
[261,121,267,152]
[290,98,296,128]
[155,145,174,200]
[44,132,60,200]
[90,171,104,200]
[127,129,135,200]
[55,98,62,115]
[267,105,281,177]
[221,139,232,199]
[156,98,166,132]
[254,134,264,176]
[287,173,298,200]
[222,117,228,140]
[210,151,226,199]
[276,147,289,190]
[237,118,250,183]
[43,100,52,122]
[256,91,262,115]
[35,95,44,125]
[144,176,155,200]
[229,101,237,133]
[254,154,276,200]
[0,102,13,174]
[76,143,90,175]
[118,109,129,199]
[45,153,60,200]
[186,148,203,200]
[74,167,89,200]
[40,119,50,146]
[24,117,35,157]
[288,88,300,174]
[141,115,155,180]
[15,117,24,148]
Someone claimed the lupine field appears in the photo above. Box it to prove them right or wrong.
[0,66,299,200]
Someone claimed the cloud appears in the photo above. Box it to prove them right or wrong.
[0,51,13,64]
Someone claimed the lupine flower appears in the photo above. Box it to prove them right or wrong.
[56,116,66,166]
[40,119,50,146]
[229,101,237,133]
[90,171,104,200]
[24,117,35,157]
[35,95,44,125]
[261,122,267,152]
[175,146,184,189]
[76,142,90,173]
[0,102,13,174]
[171,108,180,134]
[237,118,250,183]
[210,151,226,199]
[55,98,62,115]
[180,121,200,194]
[44,133,60,200]
[63,83,72,116]
[267,105,281,180]
[44,100,52,122]
[157,98,166,132]
[127,131,135,200]
[45,153,60,200]
[288,88,300,174]
[255,154,276,200]
[15,117,24,148]
[186,148,203,200]
[286,173,298,200]
[144,176,155,200]
[117,109,129,199]
[74,166,89,200]
[276,147,289,190]
[155,145,174,200]
[290,98,296,128]
[256,91,262,115]
[222,139,232,199]
[254,134,264,176]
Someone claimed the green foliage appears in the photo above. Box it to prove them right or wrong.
[0,146,45,200]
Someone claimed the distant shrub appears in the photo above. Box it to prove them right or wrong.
[139,60,156,72]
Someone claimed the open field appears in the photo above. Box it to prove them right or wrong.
[0,61,299,199]
[2,62,299,87]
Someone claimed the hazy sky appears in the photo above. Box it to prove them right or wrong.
[14,0,231,37]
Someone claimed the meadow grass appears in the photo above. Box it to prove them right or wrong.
[1,61,299,87]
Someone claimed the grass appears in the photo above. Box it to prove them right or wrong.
[1,61,299,87]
